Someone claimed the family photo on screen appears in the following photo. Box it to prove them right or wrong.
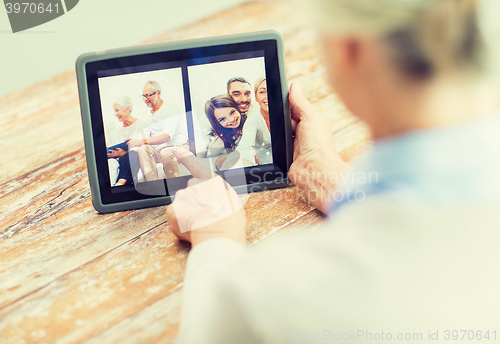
[99,56,272,187]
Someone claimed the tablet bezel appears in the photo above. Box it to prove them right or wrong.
[76,30,292,213]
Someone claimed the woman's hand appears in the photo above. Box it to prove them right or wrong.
[107,148,127,158]
[166,147,247,248]
[289,82,351,214]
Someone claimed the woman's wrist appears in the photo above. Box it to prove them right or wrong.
[189,208,247,248]
[290,148,351,213]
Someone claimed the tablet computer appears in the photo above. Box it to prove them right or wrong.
[76,30,292,213]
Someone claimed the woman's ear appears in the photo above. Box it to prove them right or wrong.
[322,36,361,114]
[322,36,363,89]
[340,37,362,68]
[322,35,383,124]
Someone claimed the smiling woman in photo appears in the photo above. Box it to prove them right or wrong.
[204,94,247,170]
[254,77,270,130]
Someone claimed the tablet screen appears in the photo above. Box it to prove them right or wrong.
[84,38,289,206]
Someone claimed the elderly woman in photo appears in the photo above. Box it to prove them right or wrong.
[166,0,500,343]
[106,96,148,186]
[204,94,247,170]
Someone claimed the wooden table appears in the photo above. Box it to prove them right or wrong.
[0,1,370,342]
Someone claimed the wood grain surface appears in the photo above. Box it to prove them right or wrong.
[0,0,371,342]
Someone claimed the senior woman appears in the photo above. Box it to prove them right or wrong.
[106,96,148,186]
[167,0,500,342]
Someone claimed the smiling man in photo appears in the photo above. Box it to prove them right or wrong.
[226,77,253,115]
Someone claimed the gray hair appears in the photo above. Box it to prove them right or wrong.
[144,80,162,92]
[113,96,134,112]
[300,0,500,80]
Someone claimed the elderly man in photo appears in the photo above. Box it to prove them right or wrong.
[128,80,188,180]
[227,77,254,115]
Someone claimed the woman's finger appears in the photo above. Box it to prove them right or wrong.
[293,132,300,161]
[289,81,316,122]
[187,178,204,188]
[291,117,298,134]
[173,147,214,180]
[166,204,187,241]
